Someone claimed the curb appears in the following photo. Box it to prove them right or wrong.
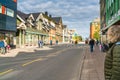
[78,46,86,80]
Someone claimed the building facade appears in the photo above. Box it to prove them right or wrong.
[106,0,120,27]
[90,18,100,40]
[68,29,76,43]
[17,11,62,47]
[100,0,120,43]
[100,0,106,30]
[63,25,69,43]
[0,0,17,47]
[52,17,63,42]
[17,11,50,47]
[100,0,107,42]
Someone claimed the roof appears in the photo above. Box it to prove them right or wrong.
[17,10,28,21]
[52,17,62,24]
[30,12,42,20]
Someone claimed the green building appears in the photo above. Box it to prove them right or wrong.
[100,0,120,42]
[106,0,120,28]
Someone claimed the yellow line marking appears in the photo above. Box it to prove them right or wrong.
[22,49,67,67]
[0,69,13,76]
[22,58,43,67]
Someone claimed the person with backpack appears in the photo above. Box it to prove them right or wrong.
[104,25,120,80]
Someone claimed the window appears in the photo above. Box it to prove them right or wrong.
[0,4,2,13]
[6,8,14,17]
[112,0,114,3]
[109,0,111,7]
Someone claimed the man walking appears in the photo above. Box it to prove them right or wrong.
[89,39,95,52]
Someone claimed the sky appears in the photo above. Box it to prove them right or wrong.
[18,0,100,39]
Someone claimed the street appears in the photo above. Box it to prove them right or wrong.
[0,44,85,80]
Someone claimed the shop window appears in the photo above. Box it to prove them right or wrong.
[6,8,14,17]
[2,6,6,14]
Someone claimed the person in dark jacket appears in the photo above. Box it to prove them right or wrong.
[89,38,95,52]
[104,25,120,80]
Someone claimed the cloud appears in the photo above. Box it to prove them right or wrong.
[18,0,100,38]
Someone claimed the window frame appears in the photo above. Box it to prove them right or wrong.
[6,8,14,17]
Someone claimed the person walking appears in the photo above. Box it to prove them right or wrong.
[89,38,95,52]
[41,40,43,48]
[0,40,5,54]
[38,40,43,48]
[104,25,120,80]
[96,39,99,46]
[56,40,58,45]
[3,40,7,53]
[50,40,52,46]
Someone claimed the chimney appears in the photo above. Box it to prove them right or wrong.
[49,14,52,18]
[45,11,48,16]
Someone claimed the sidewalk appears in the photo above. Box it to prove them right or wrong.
[0,46,53,57]
[0,43,69,57]
[80,45,105,80]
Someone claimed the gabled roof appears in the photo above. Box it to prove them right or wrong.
[31,13,42,20]
[17,10,28,21]
[52,17,62,24]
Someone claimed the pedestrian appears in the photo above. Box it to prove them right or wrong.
[85,39,88,44]
[89,38,95,52]
[96,39,99,46]
[99,42,102,51]
[3,40,7,53]
[0,40,5,54]
[104,25,120,80]
[41,40,43,48]
[39,40,43,48]
[6,44,10,53]
[56,40,58,45]
[50,40,52,46]
[102,43,109,52]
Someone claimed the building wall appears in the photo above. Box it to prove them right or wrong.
[100,0,120,43]
[106,0,120,27]
[100,0,106,30]
[90,18,100,39]
[0,0,17,31]
[49,28,56,44]
[0,0,17,47]
[90,23,95,39]
[55,24,63,42]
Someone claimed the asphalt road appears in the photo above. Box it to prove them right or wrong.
[0,44,84,80]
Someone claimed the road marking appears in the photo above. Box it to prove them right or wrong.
[22,58,44,67]
[22,49,67,67]
[0,69,13,76]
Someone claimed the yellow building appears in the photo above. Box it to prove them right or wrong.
[90,18,100,40]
